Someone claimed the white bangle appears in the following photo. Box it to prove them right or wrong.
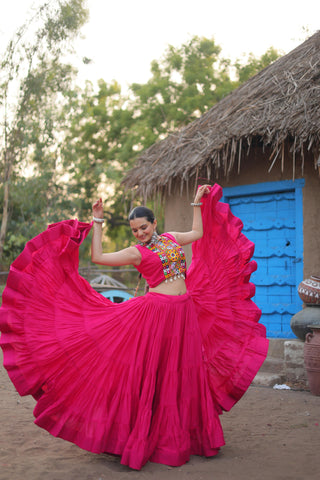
[191,202,202,206]
[93,216,104,223]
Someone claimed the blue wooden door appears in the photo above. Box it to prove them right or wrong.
[223,180,304,338]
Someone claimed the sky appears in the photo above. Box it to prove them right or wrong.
[1,0,319,90]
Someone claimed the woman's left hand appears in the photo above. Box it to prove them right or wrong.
[194,184,211,203]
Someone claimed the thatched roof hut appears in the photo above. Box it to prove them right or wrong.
[122,32,320,341]
[123,31,320,198]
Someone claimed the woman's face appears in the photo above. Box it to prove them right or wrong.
[129,216,157,244]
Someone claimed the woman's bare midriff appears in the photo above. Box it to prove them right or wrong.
[149,278,187,296]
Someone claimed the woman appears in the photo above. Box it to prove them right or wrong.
[0,184,268,470]
[91,184,209,296]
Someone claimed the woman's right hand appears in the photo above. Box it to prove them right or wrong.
[194,184,211,204]
[92,198,104,219]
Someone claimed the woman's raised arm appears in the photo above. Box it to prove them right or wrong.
[169,185,211,246]
[91,198,141,266]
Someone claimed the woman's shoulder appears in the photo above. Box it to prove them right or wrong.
[161,232,176,241]
[122,245,142,263]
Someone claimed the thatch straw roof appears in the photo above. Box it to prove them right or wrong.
[123,31,320,198]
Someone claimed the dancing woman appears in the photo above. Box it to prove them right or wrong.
[0,184,268,470]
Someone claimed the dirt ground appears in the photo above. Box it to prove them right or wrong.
[1,355,320,480]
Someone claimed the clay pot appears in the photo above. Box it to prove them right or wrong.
[298,276,320,305]
[304,325,320,396]
[290,306,320,341]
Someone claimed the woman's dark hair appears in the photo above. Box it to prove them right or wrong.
[128,206,155,223]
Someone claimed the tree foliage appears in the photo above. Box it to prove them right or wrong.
[62,36,280,246]
[233,47,280,85]
[0,21,282,263]
[0,0,89,263]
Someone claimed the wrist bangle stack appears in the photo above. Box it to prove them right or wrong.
[93,216,104,223]
[191,202,202,206]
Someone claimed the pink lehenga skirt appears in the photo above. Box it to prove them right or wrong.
[0,184,268,470]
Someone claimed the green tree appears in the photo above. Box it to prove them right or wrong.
[0,0,88,262]
[128,38,281,150]
[129,36,233,143]
[62,36,281,248]
[234,47,280,85]
[61,79,134,220]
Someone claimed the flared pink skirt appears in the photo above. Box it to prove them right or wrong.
[0,184,268,469]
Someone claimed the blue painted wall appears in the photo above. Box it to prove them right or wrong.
[222,180,305,338]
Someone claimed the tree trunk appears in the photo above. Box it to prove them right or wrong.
[0,157,12,261]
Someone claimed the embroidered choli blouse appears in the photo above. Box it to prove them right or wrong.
[134,233,187,288]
